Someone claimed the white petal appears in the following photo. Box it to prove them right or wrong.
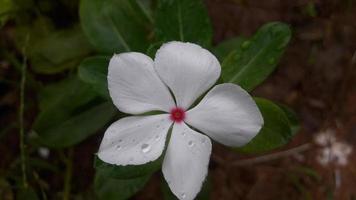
[98,114,172,165]
[154,42,221,110]
[185,83,264,147]
[162,123,211,200]
[108,52,175,114]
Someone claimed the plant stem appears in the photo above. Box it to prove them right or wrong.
[232,143,312,166]
[63,149,73,200]
[19,35,30,188]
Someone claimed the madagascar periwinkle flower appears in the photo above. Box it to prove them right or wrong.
[98,41,264,200]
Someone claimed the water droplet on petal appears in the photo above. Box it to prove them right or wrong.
[118,139,122,143]
[188,141,194,147]
[181,132,186,136]
[201,138,206,144]
[181,193,186,199]
[155,135,160,141]
[141,143,151,153]
[116,145,121,150]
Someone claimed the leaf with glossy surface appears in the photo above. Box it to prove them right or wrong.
[78,56,110,99]
[155,0,212,47]
[237,98,292,153]
[95,156,162,179]
[95,169,151,200]
[212,37,246,62]
[222,22,291,91]
[29,26,93,74]
[278,104,300,135]
[33,76,116,148]
[80,0,152,53]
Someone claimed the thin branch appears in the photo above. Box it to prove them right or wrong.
[231,143,312,166]
[63,149,73,200]
[19,34,30,188]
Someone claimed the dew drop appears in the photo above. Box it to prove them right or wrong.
[181,132,186,136]
[141,143,151,153]
[201,138,206,144]
[118,139,122,143]
[188,141,194,147]
[116,145,121,150]
[181,193,186,199]
[155,135,160,141]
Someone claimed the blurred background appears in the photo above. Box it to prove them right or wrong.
[1,0,356,199]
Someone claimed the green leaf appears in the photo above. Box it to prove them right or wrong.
[278,104,300,136]
[161,176,211,200]
[155,0,213,47]
[0,178,13,199]
[79,0,152,53]
[146,41,164,58]
[221,22,292,91]
[29,26,93,74]
[17,186,39,200]
[212,37,246,62]
[35,76,97,119]
[33,76,116,148]
[78,56,110,99]
[95,169,151,200]
[237,98,292,153]
[0,0,15,27]
[95,155,162,179]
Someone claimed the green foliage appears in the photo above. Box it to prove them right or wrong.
[0,0,15,27]
[79,0,152,53]
[29,26,93,74]
[237,98,294,153]
[33,76,116,148]
[95,156,162,179]
[95,169,151,200]
[16,187,39,200]
[155,0,212,47]
[1,0,300,197]
[278,103,300,135]
[221,22,292,91]
[212,37,246,62]
[78,56,110,99]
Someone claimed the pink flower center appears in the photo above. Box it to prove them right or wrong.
[170,107,185,123]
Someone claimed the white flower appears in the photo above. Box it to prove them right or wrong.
[38,147,50,159]
[97,41,263,200]
[314,129,353,167]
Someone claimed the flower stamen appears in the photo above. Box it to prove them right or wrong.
[170,107,185,123]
